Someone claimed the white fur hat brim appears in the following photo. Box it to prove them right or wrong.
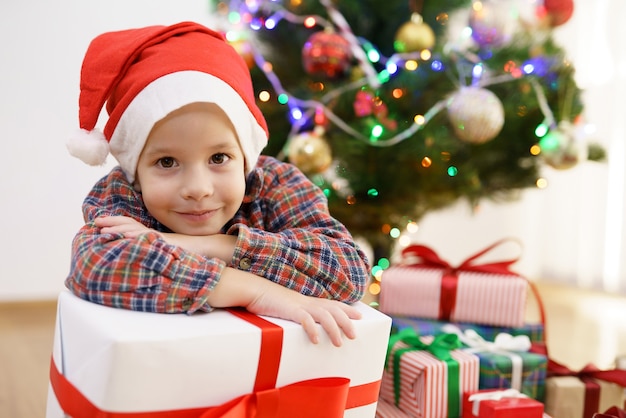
[110,71,268,183]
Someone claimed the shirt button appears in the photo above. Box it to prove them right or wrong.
[239,257,252,270]
[181,298,193,311]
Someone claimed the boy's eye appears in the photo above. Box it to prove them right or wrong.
[210,153,230,165]
[157,157,176,168]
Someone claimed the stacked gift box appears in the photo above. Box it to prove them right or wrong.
[378,241,548,418]
[375,240,626,418]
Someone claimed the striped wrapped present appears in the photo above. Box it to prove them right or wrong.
[380,328,479,418]
[376,398,412,418]
[379,240,530,328]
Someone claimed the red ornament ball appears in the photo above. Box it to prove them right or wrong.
[543,0,574,27]
[302,31,352,78]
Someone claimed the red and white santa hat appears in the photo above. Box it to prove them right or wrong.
[67,21,269,182]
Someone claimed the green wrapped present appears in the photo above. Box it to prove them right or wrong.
[391,316,545,346]
[442,324,547,401]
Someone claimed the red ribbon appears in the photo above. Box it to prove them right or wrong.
[50,308,380,417]
[401,239,530,320]
[548,360,626,386]
[595,406,626,418]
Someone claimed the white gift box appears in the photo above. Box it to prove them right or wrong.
[46,290,391,418]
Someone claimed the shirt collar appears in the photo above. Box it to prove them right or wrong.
[243,166,264,203]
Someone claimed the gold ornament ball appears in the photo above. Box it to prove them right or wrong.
[394,19,436,53]
[288,132,333,174]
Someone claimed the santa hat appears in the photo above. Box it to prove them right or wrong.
[67,21,269,182]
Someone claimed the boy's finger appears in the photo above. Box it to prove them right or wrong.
[314,309,343,347]
[333,310,356,340]
[300,314,319,344]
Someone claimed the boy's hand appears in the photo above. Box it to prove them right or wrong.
[248,290,362,347]
[94,216,153,237]
[212,268,362,347]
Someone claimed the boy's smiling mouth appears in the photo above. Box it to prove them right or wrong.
[176,209,217,221]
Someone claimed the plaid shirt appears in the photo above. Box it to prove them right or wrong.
[66,156,368,313]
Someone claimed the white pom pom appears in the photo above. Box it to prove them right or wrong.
[67,129,109,166]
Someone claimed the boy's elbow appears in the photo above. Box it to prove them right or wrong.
[332,261,368,304]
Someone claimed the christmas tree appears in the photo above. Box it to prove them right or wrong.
[211,0,604,265]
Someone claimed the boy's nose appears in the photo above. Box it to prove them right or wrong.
[181,168,214,200]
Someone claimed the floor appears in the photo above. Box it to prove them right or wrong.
[0,300,57,418]
[1,282,626,417]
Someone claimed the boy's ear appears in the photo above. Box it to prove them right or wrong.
[133,181,142,193]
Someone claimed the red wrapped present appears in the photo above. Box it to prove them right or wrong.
[462,389,544,418]
[379,240,535,328]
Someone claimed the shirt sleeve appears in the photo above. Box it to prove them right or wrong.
[227,159,369,303]
[65,168,225,314]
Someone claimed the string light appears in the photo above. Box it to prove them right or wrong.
[370,124,384,140]
[431,60,444,71]
[404,60,418,71]
[536,178,548,189]
[392,88,404,99]
[530,144,541,156]
[535,123,549,137]
[406,221,419,233]
[214,0,582,205]
[303,16,316,28]
[258,90,271,102]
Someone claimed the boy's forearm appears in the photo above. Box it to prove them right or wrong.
[161,233,237,262]
[207,267,319,314]
[206,266,283,309]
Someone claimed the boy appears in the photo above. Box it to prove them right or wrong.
[66,22,369,347]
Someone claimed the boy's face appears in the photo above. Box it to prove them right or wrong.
[135,102,246,236]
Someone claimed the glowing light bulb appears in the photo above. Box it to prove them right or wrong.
[304,16,316,28]
[371,125,384,139]
[258,91,271,102]
[535,123,549,138]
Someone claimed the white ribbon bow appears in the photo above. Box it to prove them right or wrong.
[441,324,531,391]
[468,389,527,416]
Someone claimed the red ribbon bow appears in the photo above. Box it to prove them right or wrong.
[594,406,626,418]
[50,308,380,417]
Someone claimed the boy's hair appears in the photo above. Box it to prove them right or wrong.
[67,22,269,182]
